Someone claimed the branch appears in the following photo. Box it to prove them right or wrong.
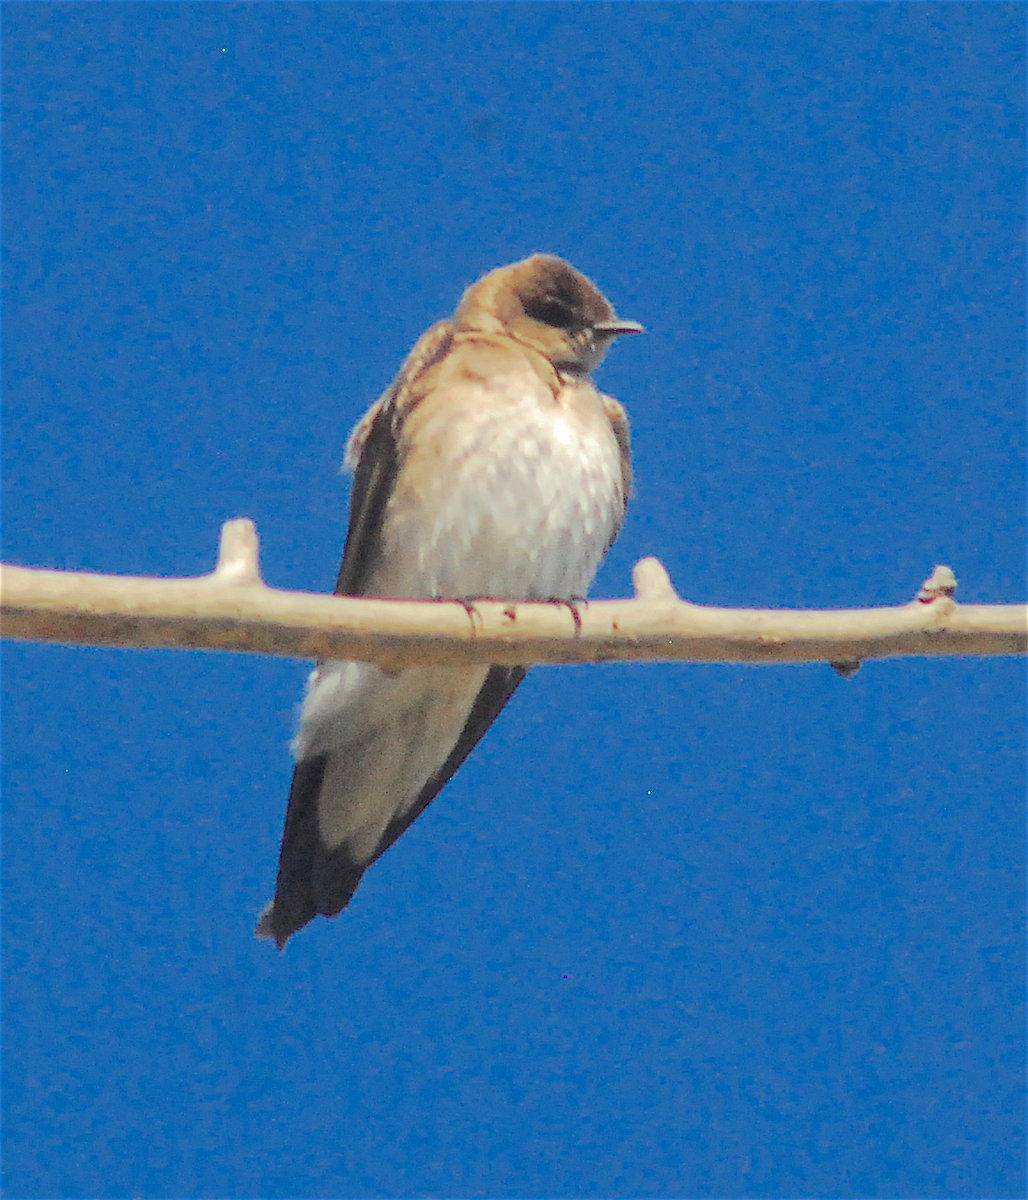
[1,519,1024,670]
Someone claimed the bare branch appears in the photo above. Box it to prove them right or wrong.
[1,519,1024,668]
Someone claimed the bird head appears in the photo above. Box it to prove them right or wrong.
[454,254,643,374]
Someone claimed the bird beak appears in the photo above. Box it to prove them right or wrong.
[592,319,645,337]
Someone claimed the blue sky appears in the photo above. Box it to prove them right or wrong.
[2,4,1025,1197]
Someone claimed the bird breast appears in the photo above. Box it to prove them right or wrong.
[370,372,625,602]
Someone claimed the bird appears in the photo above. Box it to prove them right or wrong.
[257,254,642,948]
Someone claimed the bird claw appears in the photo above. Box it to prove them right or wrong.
[550,596,586,634]
[453,596,586,633]
[454,597,484,629]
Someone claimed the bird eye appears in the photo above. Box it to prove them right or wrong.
[522,293,580,331]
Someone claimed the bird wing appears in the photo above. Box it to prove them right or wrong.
[335,316,529,856]
[601,393,633,537]
[373,663,528,860]
[335,320,455,596]
[259,321,531,947]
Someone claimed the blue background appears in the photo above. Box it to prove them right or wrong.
[2,4,1025,1197]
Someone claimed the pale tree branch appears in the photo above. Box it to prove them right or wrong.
[0,519,1025,671]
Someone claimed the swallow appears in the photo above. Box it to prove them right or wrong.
[257,254,642,948]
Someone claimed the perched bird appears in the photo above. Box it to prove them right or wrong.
[257,254,642,948]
